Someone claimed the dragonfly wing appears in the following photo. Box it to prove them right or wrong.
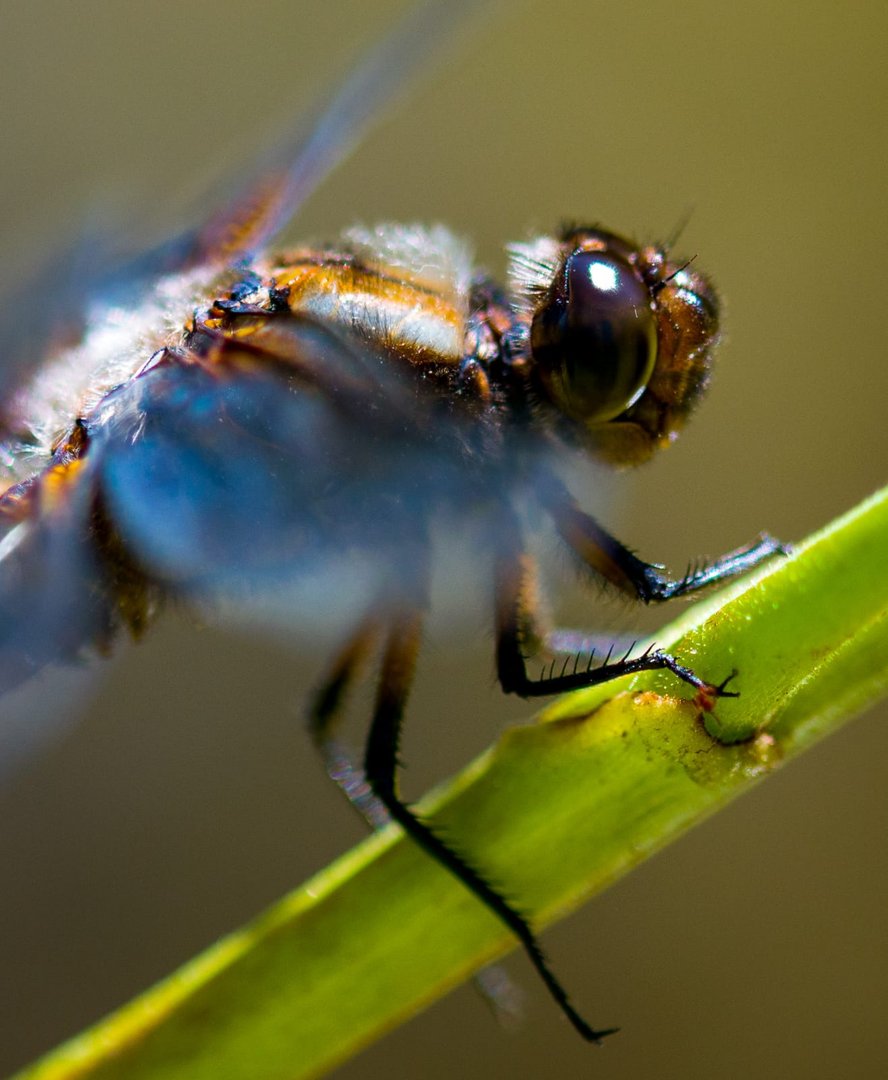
[0,665,99,782]
[0,2,488,421]
[182,0,492,267]
[0,226,120,408]
[0,477,110,694]
[90,321,484,631]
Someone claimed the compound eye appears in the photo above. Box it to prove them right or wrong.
[532,250,657,424]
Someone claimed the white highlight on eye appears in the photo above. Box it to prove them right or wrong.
[588,260,618,292]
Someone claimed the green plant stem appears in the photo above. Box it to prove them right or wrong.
[14,487,888,1080]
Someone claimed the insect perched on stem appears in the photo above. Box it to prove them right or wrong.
[0,1,785,1045]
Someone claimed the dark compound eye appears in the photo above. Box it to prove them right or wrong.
[531,250,657,425]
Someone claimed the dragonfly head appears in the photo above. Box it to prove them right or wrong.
[509,227,720,465]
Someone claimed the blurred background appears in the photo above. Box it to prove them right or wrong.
[0,1,886,1077]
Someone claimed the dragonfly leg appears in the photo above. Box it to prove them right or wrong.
[543,482,786,603]
[363,605,615,1044]
[307,613,390,830]
[494,519,738,702]
[309,608,524,1025]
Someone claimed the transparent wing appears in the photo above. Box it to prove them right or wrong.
[0,487,109,694]
[0,665,98,783]
[0,0,491,764]
[0,227,120,410]
[90,320,503,634]
[0,0,489,416]
[176,0,492,268]
[0,472,111,773]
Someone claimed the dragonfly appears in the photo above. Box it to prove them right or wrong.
[0,0,785,1046]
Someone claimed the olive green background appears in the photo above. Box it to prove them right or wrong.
[0,2,886,1077]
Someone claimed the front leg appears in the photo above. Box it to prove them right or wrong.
[542,479,786,603]
[494,514,737,705]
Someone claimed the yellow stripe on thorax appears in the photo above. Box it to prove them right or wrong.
[271,258,466,365]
